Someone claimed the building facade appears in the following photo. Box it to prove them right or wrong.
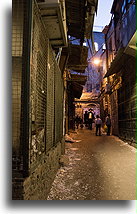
[12,0,98,199]
[12,0,66,200]
[101,0,136,143]
[75,31,105,119]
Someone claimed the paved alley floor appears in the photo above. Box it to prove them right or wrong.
[47,128,136,200]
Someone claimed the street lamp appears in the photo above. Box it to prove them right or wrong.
[92,58,101,66]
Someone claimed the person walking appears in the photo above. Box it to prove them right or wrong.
[75,115,80,129]
[88,109,95,130]
[105,114,111,135]
[84,111,89,127]
[95,115,102,136]
[80,117,84,129]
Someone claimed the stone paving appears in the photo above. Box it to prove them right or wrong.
[47,128,136,200]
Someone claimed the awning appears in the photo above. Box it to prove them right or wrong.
[66,0,98,42]
[67,44,88,71]
[59,47,69,73]
[124,31,137,58]
[71,82,83,99]
[104,48,128,78]
[68,65,87,73]
[66,0,86,42]
[38,0,68,47]
[71,69,86,73]
[70,74,87,85]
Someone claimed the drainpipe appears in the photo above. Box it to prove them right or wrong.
[21,0,33,178]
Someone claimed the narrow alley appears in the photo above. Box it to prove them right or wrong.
[47,128,136,200]
[12,0,136,201]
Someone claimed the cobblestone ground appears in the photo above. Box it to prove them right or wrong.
[47,128,136,200]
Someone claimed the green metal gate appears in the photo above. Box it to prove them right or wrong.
[30,1,64,168]
[12,0,64,174]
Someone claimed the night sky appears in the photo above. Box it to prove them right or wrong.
[93,0,114,32]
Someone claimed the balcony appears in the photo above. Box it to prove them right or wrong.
[67,44,88,72]
[38,0,68,47]
[115,1,136,53]
[104,1,136,78]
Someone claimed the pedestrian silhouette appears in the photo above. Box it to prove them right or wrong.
[105,114,111,135]
[75,115,80,129]
[84,111,89,127]
[80,117,84,128]
[95,115,102,136]
[88,109,95,130]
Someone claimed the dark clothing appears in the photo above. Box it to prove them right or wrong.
[88,119,93,130]
[80,118,83,128]
[95,118,102,136]
[75,116,80,129]
[88,111,95,130]
[96,124,101,136]
[105,116,111,135]
[84,112,89,127]
[107,125,111,135]
[106,117,111,126]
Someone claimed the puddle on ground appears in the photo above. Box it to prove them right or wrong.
[74,158,81,161]
[70,148,79,151]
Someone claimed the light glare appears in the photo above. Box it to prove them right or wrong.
[93,58,101,65]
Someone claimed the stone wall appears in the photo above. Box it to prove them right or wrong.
[12,177,24,200]
[110,90,119,136]
[12,140,64,200]
[118,56,136,144]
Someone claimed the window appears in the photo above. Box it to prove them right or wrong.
[83,41,87,47]
[87,83,92,92]
[109,39,112,52]
[122,0,126,14]
[94,42,98,52]
[103,43,106,50]
[96,84,100,91]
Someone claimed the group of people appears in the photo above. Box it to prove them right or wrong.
[75,115,83,129]
[74,109,95,130]
[75,108,111,136]
[84,109,94,130]
[94,114,111,136]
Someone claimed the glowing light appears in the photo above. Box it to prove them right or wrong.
[83,42,87,47]
[92,58,101,65]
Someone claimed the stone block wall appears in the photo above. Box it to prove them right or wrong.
[23,141,63,200]
[12,177,24,200]
[118,56,136,144]
[110,90,119,136]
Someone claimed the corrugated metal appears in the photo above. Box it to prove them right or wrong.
[30,3,48,164]
[110,91,119,136]
[12,0,33,176]
[30,1,64,165]
[54,61,64,144]
[46,47,55,151]
[12,0,64,170]
[12,0,24,57]
[12,0,24,156]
